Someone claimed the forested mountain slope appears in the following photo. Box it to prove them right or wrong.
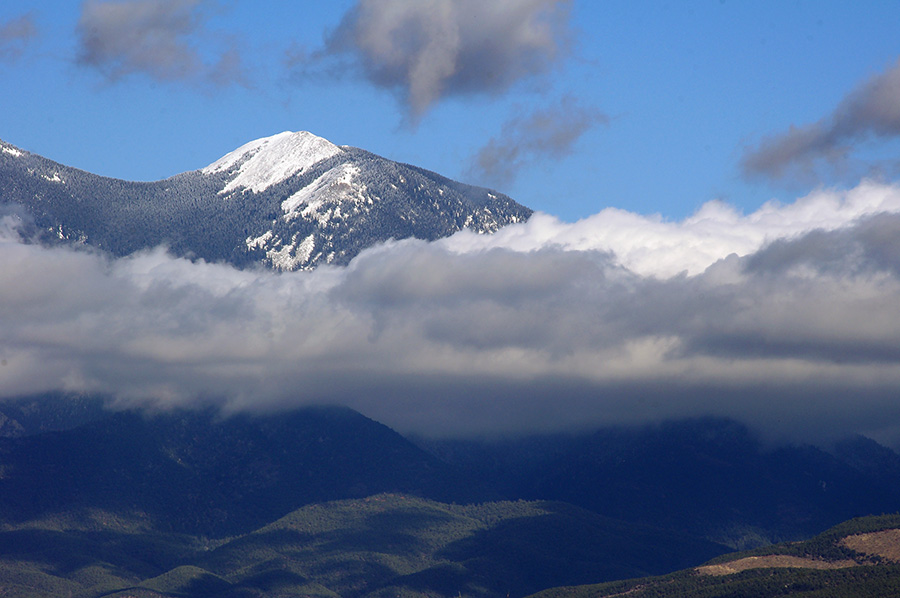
[0,132,531,270]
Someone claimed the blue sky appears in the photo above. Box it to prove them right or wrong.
[2,1,899,222]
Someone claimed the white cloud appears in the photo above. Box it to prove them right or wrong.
[5,181,900,441]
[442,180,900,277]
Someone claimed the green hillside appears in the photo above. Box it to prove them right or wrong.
[0,494,725,598]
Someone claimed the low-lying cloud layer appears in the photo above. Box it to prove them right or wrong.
[743,59,900,183]
[4,182,900,442]
[76,0,246,86]
[312,0,572,120]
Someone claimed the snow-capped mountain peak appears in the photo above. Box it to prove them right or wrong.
[202,131,343,194]
[1,132,532,271]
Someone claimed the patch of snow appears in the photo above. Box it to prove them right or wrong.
[42,172,64,184]
[295,234,316,263]
[1,144,23,157]
[267,233,316,271]
[203,131,343,194]
[281,163,365,226]
[245,230,274,250]
[267,245,295,271]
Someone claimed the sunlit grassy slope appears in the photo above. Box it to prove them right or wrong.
[0,494,725,598]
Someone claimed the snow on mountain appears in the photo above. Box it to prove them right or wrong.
[202,131,344,194]
[281,163,365,225]
[0,142,23,158]
[0,132,533,271]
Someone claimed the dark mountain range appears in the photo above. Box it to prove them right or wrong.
[0,404,729,598]
[0,401,899,596]
[0,405,470,537]
[416,418,900,549]
[0,392,108,437]
[1,398,899,548]
[0,132,531,270]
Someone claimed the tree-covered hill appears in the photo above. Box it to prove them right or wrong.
[417,418,900,548]
[0,405,470,537]
[0,494,727,598]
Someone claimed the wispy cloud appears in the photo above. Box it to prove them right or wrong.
[295,0,573,121]
[742,58,900,183]
[5,183,900,442]
[0,13,37,63]
[468,97,607,187]
[76,0,247,86]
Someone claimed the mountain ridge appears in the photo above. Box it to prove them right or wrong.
[202,130,345,194]
[0,131,532,270]
[0,404,472,536]
[0,493,728,598]
[415,417,900,549]
[1,399,900,596]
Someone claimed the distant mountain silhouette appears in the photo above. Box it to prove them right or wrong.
[417,417,900,548]
[0,405,468,536]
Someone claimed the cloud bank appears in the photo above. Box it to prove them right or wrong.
[743,58,900,182]
[4,182,900,442]
[444,180,900,277]
[309,0,572,120]
[0,13,37,63]
[76,0,246,86]
[469,97,607,187]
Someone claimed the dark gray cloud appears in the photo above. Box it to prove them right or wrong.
[0,13,37,63]
[742,58,900,182]
[468,97,607,187]
[5,183,900,443]
[745,213,900,278]
[76,0,247,86]
[303,0,572,120]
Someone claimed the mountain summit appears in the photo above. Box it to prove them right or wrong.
[202,131,344,195]
[0,132,531,270]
